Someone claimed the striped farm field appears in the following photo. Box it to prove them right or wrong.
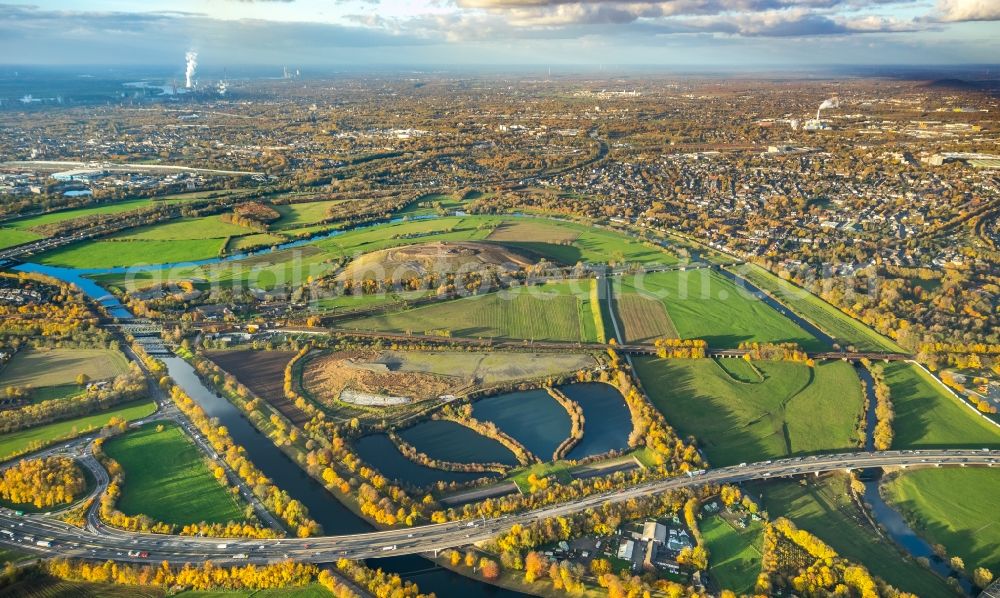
[614,292,677,342]
[342,280,601,342]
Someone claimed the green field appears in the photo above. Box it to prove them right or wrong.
[272,200,344,229]
[109,215,249,242]
[0,227,41,250]
[883,468,1000,572]
[37,238,228,268]
[103,422,246,525]
[226,233,287,253]
[0,400,156,460]
[5,190,224,231]
[343,280,603,342]
[635,358,863,465]
[617,270,825,350]
[755,475,954,598]
[702,514,763,594]
[35,214,255,268]
[735,264,904,353]
[0,348,129,388]
[885,362,1000,449]
[315,215,675,266]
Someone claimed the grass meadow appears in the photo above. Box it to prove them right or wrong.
[885,362,1000,449]
[702,514,764,595]
[0,400,156,460]
[617,270,824,350]
[883,468,1000,573]
[755,474,955,598]
[634,358,864,465]
[0,348,129,388]
[103,422,246,525]
[342,280,603,342]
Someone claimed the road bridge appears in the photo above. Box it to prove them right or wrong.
[0,449,995,565]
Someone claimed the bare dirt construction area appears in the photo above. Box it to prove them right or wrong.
[615,293,678,343]
[302,349,596,409]
[302,351,458,407]
[337,241,535,283]
[206,350,311,425]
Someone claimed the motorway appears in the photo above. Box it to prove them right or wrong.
[1,449,996,565]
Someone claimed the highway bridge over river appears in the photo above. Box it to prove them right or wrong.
[1,449,996,566]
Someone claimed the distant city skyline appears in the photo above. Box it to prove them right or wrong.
[2,0,999,67]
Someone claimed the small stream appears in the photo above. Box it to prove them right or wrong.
[855,365,972,595]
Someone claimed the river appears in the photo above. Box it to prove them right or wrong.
[164,356,525,596]
[855,365,972,594]
[12,212,955,596]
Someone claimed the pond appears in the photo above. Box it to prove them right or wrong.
[472,388,571,460]
[562,382,631,460]
[354,433,499,488]
[400,419,518,466]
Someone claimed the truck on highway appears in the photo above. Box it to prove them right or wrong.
[127,550,149,558]
[381,545,397,551]
[233,554,248,560]
[35,540,52,548]
[216,543,228,549]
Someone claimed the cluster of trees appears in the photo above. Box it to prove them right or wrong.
[739,342,813,365]
[676,497,709,570]
[757,517,909,598]
[939,370,998,414]
[0,365,145,435]
[918,342,1000,373]
[605,349,703,471]
[467,485,727,597]
[653,338,708,359]
[0,273,99,338]
[0,456,85,509]
[230,201,281,225]
[437,403,536,466]
[333,559,432,598]
[547,387,584,461]
[388,430,508,475]
[281,345,324,421]
[44,558,318,592]
[869,364,895,450]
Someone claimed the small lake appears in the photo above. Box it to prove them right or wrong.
[472,388,572,460]
[400,419,518,466]
[563,382,631,460]
[354,434,498,488]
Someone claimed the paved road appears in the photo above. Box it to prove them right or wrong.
[1,449,996,565]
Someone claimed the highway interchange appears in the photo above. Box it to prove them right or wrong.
[1,449,997,565]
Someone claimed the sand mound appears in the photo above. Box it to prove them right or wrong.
[337,241,535,283]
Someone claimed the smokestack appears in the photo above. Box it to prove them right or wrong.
[185,51,198,89]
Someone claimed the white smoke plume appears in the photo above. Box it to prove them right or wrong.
[816,97,839,119]
[185,51,198,89]
[818,97,839,111]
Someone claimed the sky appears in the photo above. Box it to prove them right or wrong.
[1,0,999,68]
